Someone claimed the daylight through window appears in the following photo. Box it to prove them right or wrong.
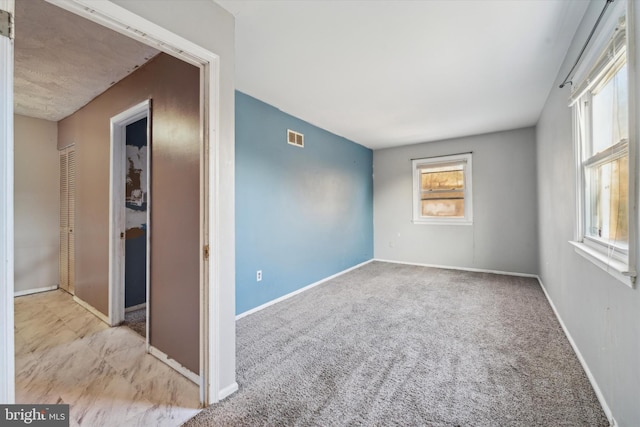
[412,153,472,224]
[570,7,636,286]
[575,24,629,257]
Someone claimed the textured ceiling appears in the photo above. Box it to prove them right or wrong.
[14,0,159,122]
[217,0,589,149]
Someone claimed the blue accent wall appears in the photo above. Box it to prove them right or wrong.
[235,91,373,314]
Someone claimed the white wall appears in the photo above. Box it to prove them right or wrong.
[536,1,640,425]
[13,115,59,295]
[374,127,538,275]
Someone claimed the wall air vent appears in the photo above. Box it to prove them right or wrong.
[287,129,304,147]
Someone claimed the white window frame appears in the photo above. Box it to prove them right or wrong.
[412,153,473,225]
[570,0,637,288]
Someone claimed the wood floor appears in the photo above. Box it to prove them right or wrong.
[14,289,201,427]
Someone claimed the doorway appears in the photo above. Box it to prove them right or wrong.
[1,0,235,406]
[109,101,150,338]
[124,116,148,318]
[123,116,148,338]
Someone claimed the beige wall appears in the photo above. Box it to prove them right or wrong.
[58,53,201,373]
[14,115,59,294]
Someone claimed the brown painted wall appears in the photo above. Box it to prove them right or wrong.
[57,53,200,373]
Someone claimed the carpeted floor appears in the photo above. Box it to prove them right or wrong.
[123,307,146,338]
[184,261,609,426]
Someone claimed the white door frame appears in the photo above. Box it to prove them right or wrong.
[108,100,150,329]
[0,0,15,405]
[41,0,223,405]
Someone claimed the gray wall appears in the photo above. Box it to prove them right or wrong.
[13,115,59,294]
[536,1,640,425]
[374,127,538,275]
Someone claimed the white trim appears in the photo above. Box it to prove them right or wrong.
[570,241,635,288]
[411,220,473,226]
[108,100,150,328]
[205,54,229,404]
[0,0,14,404]
[218,382,239,401]
[626,0,638,290]
[236,260,374,320]
[199,63,210,406]
[73,295,110,325]
[14,285,57,297]
[149,345,200,385]
[374,258,539,279]
[125,302,146,313]
[536,276,616,426]
[45,0,209,68]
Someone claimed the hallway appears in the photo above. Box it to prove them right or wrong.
[14,290,200,426]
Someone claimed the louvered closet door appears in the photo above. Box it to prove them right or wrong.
[67,149,76,294]
[59,146,75,294]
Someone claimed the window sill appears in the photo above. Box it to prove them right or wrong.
[569,241,636,289]
[412,219,473,226]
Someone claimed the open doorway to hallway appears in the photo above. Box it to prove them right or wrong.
[110,103,150,340]
[12,0,207,412]
[123,115,149,339]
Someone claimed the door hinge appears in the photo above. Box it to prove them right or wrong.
[203,245,210,261]
[0,10,13,40]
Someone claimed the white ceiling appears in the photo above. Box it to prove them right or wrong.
[216,0,589,150]
[14,0,159,122]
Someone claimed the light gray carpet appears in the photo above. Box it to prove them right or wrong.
[184,261,608,426]
[123,308,146,338]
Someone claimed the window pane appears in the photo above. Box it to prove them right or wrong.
[586,155,629,249]
[413,154,472,223]
[421,169,464,191]
[421,198,464,217]
[420,166,465,218]
[592,64,628,154]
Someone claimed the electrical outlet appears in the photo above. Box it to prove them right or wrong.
[257,270,262,282]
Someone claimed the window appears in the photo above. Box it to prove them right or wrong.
[412,153,472,225]
[571,9,636,287]
[581,60,628,255]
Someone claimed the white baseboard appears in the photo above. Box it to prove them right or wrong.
[125,302,146,312]
[374,258,539,278]
[218,382,239,401]
[236,259,374,320]
[73,295,111,325]
[536,276,615,426]
[14,285,58,297]
[148,345,200,385]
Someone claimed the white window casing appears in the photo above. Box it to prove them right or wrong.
[412,153,473,225]
[570,0,637,288]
